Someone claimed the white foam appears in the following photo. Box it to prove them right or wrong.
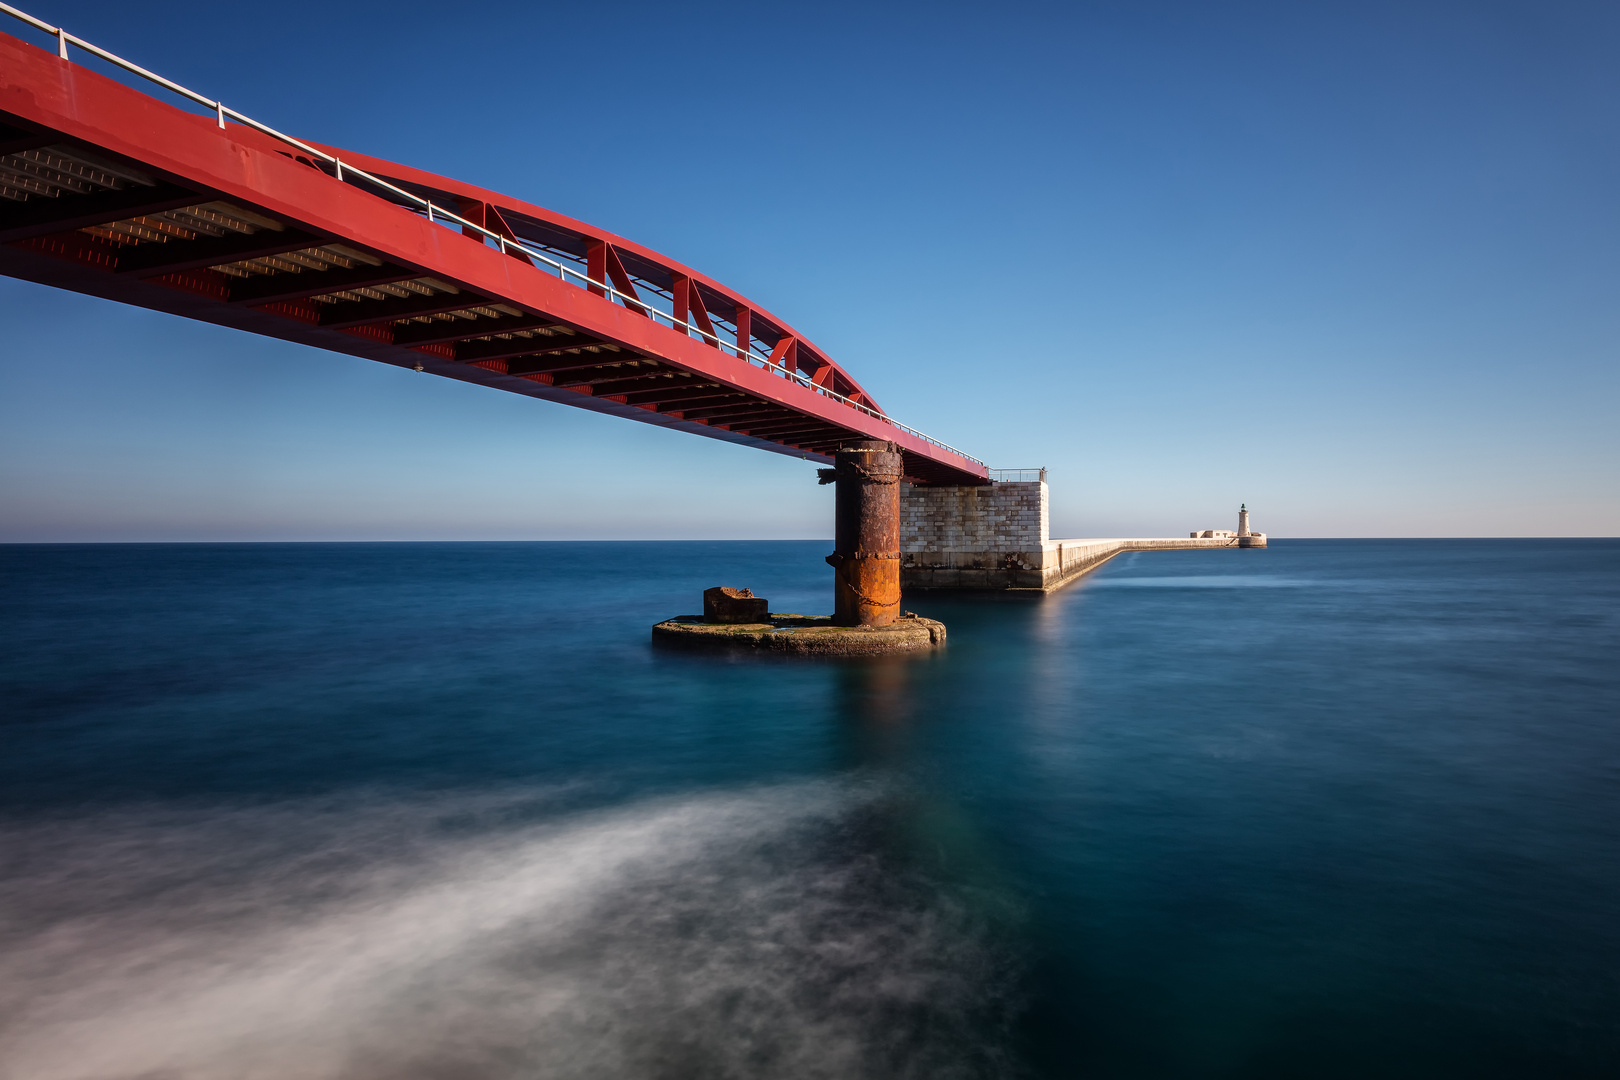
[0,784,1013,1080]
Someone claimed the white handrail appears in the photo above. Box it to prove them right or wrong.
[0,3,985,469]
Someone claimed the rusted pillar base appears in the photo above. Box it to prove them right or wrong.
[818,440,903,627]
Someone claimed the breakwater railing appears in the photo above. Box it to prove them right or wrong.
[989,468,1048,483]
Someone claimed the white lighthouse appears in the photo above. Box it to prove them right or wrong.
[1236,504,1267,547]
[1188,505,1266,546]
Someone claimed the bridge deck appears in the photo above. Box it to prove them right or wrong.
[0,16,986,485]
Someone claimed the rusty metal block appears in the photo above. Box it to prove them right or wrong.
[703,586,769,624]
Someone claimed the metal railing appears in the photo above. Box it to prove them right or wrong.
[0,3,985,469]
[989,468,1047,483]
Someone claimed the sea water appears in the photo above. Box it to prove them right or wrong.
[1,539,1616,1078]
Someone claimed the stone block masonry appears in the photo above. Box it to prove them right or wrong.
[902,480,1260,592]
[902,480,1048,555]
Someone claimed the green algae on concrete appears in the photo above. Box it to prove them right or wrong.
[651,612,945,655]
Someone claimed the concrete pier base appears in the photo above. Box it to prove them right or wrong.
[652,612,946,655]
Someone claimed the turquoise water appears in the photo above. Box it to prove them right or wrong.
[2,539,1617,1078]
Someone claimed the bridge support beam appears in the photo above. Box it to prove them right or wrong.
[820,440,903,627]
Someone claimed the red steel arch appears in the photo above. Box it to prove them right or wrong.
[0,13,986,485]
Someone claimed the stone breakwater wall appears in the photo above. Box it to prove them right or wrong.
[901,480,1251,592]
[902,480,1048,553]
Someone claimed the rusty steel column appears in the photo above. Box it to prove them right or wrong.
[818,440,903,627]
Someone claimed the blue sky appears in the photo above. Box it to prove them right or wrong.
[2,0,1616,539]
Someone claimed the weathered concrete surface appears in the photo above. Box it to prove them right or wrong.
[652,612,946,655]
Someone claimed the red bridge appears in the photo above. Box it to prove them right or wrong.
[0,6,986,487]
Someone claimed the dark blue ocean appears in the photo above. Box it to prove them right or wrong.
[2,539,1617,1079]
